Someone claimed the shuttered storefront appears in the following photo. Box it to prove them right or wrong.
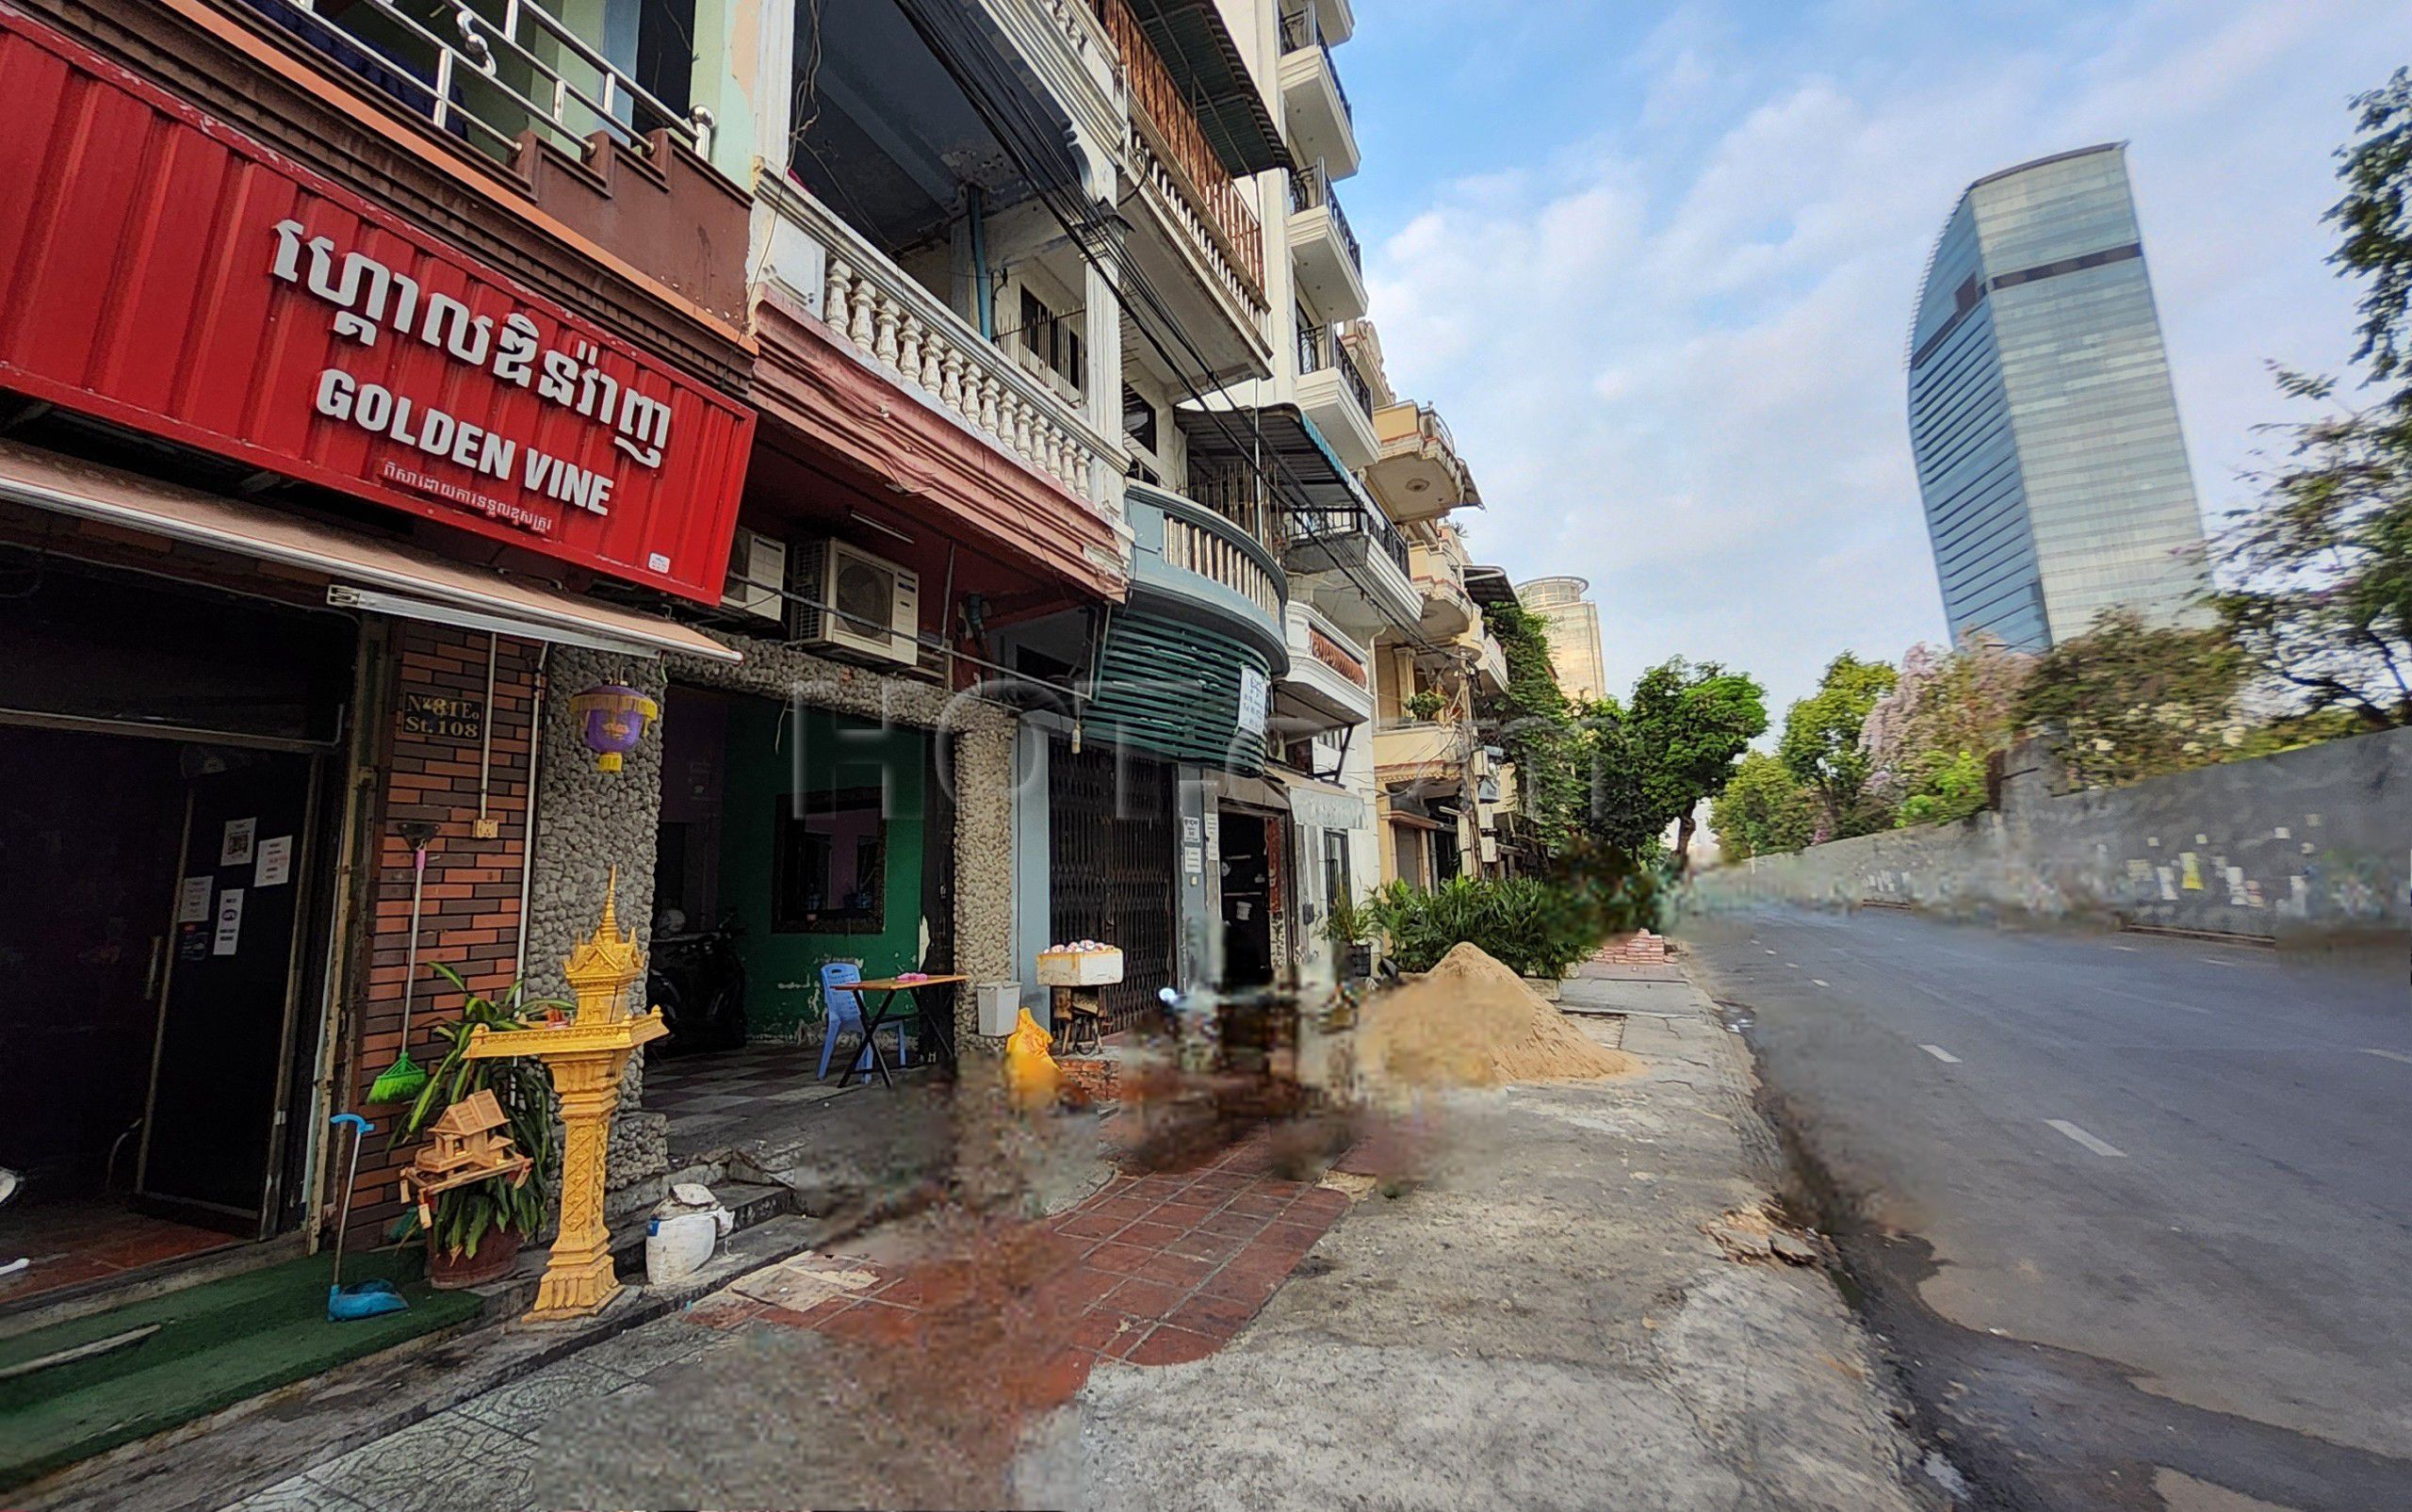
[1048,741,1179,1032]
[1084,612,1271,774]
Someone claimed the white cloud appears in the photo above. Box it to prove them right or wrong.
[1362,0,2412,716]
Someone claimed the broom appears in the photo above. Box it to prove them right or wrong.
[367,828,437,1104]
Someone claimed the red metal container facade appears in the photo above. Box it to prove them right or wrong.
[0,11,754,603]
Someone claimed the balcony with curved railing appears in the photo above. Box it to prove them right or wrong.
[1127,480,1289,673]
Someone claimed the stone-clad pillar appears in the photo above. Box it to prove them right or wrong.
[950,719,1019,1049]
[522,647,671,1218]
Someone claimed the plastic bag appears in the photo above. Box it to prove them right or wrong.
[1004,1007,1060,1110]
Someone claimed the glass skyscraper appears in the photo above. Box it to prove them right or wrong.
[1906,144,2211,650]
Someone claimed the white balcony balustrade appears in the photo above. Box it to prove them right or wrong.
[764,181,1119,518]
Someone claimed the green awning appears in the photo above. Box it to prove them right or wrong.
[1122,0,1291,176]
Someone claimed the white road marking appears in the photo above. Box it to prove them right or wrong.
[2360,1049,2412,1065]
[1765,949,1778,955]
[2046,1120,2128,1159]
[1787,962,1801,968]
[2110,944,2139,952]
[1919,1044,1960,1063]
[2198,956,2238,967]
[1813,979,1830,987]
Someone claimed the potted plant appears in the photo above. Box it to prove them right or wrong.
[392,966,562,1289]
[1407,689,1446,722]
[1324,890,1375,983]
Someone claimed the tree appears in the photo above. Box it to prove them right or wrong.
[2203,76,2412,730]
[1709,752,1820,861]
[1480,603,1588,852]
[2331,69,2412,406]
[1578,694,1659,858]
[1861,633,2032,826]
[2013,608,2247,789]
[1622,658,1769,873]
[1778,653,1899,838]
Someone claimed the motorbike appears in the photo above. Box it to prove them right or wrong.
[647,910,748,1055]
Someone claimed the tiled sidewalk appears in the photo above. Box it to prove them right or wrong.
[694,1135,1352,1385]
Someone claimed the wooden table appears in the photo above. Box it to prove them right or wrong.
[838,973,970,1088]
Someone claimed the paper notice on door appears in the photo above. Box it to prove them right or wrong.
[177,875,213,923]
[220,817,257,868]
[255,836,293,888]
[213,888,244,956]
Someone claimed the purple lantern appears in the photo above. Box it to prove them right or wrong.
[568,685,660,772]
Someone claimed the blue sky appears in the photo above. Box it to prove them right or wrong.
[1336,0,2412,716]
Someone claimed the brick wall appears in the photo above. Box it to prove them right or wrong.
[343,623,540,1231]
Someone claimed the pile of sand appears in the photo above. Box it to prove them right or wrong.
[1356,942,1642,1091]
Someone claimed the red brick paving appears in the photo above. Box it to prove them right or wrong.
[696,1131,1353,1410]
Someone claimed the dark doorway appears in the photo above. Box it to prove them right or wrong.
[1217,807,1274,988]
[0,726,320,1301]
[137,748,321,1233]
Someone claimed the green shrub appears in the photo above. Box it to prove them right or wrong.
[1364,874,1638,980]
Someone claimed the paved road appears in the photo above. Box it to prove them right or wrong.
[1680,902,2412,1512]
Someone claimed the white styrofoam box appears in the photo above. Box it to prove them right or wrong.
[1035,947,1124,986]
[976,981,1020,1037]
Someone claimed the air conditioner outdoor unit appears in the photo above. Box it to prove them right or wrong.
[788,538,921,666]
[721,528,788,622]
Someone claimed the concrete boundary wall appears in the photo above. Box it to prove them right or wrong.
[1694,728,2412,941]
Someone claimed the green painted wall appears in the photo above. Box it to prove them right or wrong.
[718,700,930,1039]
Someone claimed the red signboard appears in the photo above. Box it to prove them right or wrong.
[0,12,753,602]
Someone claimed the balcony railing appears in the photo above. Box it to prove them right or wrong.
[1290,500,1409,577]
[1278,8,1352,122]
[1298,324,1374,418]
[1288,161,1361,273]
[1097,0,1266,307]
[238,0,712,164]
[771,180,1115,513]
[1133,482,1286,626]
[1187,460,1286,554]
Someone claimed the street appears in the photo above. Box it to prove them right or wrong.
[1681,903,2412,1511]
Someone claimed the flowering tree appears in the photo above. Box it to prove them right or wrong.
[1860,632,2033,825]
[2013,609,2247,789]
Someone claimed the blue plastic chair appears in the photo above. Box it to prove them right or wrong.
[817,961,909,1080]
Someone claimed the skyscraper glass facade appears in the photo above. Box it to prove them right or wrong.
[1906,145,2211,650]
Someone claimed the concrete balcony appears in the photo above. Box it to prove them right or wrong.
[1367,402,1482,523]
[1100,0,1272,382]
[1278,11,1360,181]
[1467,629,1510,697]
[1127,480,1289,674]
[1410,543,1476,640]
[758,177,1119,518]
[1278,600,1376,732]
[1296,325,1378,470]
[1284,499,1419,635]
[1297,0,1356,45]
[1287,164,1367,324]
[1375,717,1469,796]
[210,0,750,325]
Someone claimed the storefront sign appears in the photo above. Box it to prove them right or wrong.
[401,691,485,743]
[0,15,754,602]
[1236,668,1270,738]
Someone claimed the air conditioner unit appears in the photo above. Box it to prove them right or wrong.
[789,538,921,666]
[721,528,788,622]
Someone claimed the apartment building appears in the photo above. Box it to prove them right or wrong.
[0,4,1545,1412]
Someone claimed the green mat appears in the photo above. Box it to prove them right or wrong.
[0,1246,481,1490]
